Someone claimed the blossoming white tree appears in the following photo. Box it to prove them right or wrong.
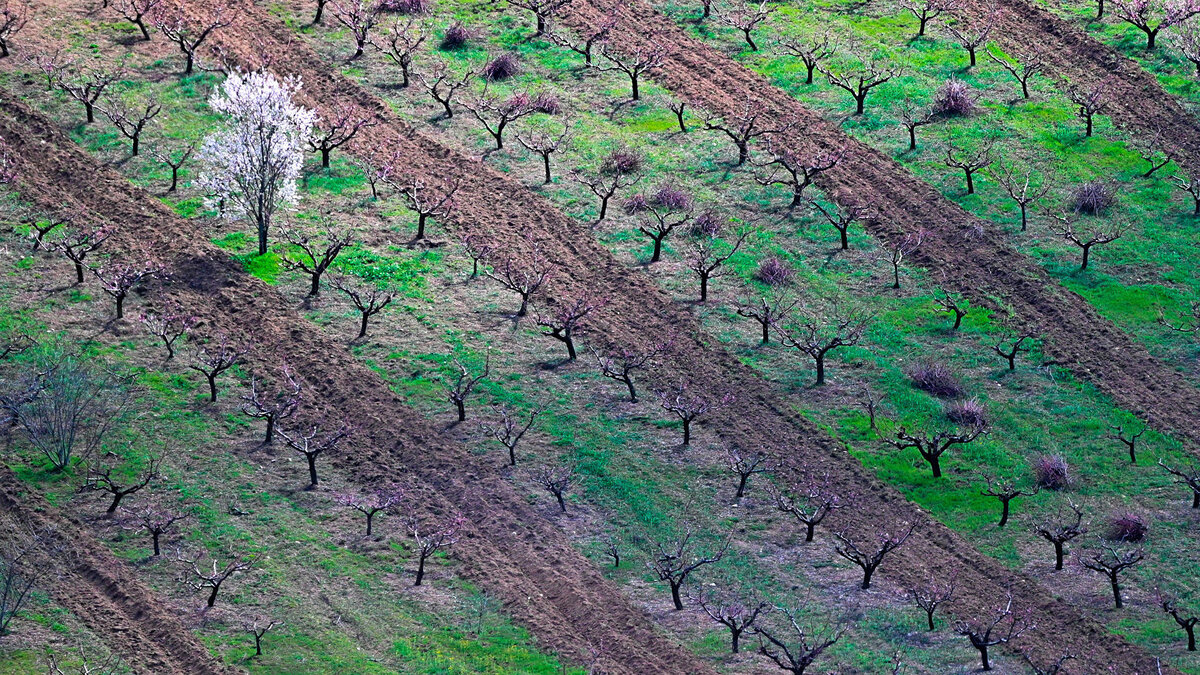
[199,70,316,255]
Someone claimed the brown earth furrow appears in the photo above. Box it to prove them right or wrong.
[0,88,712,675]
[0,468,236,675]
[554,0,1200,449]
[176,3,1180,672]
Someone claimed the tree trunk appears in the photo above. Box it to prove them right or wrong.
[542,154,552,184]
[416,213,428,240]
[735,473,749,499]
[365,511,375,536]
[1080,245,1091,270]
[207,374,219,402]
[517,294,529,317]
[625,377,638,403]
[968,48,977,67]
[207,584,220,607]
[814,354,825,385]
[736,140,749,166]
[598,194,610,221]
[699,274,709,302]
[670,581,684,610]
[184,51,195,75]
[761,320,770,344]
[1186,624,1196,651]
[75,262,85,283]
[1054,541,1065,570]
[265,415,276,444]
[131,134,140,156]
[630,74,640,101]
[860,565,875,589]
[908,126,917,150]
[928,454,942,478]
[107,491,127,514]
[804,521,815,542]
[564,335,577,360]
[977,645,991,671]
[730,627,742,653]
[169,167,180,192]
[854,94,866,115]
[115,293,126,319]
[965,170,975,194]
[535,13,546,35]
[414,553,427,586]
[1192,491,1199,508]
[1019,203,1028,231]
[321,147,331,168]
[254,634,263,656]
[650,235,664,263]
[1111,577,1123,608]
[555,492,566,512]
[309,272,321,297]
[926,610,936,631]
[358,312,369,339]
[306,453,319,487]
[85,101,95,123]
[151,531,161,556]
[998,499,1011,527]
[918,16,928,35]
[805,63,816,84]
[455,399,466,422]
[682,419,691,446]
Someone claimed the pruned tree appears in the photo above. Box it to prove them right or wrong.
[152,2,234,75]
[655,381,735,446]
[834,522,914,589]
[199,70,317,255]
[716,1,776,51]
[780,31,836,85]
[405,513,465,585]
[51,224,112,284]
[1021,650,1077,675]
[56,64,123,124]
[1108,421,1147,464]
[312,0,330,23]
[372,16,426,87]
[907,570,956,630]
[80,451,161,515]
[242,615,283,657]
[1131,127,1174,178]
[188,334,244,402]
[307,104,376,167]
[596,39,666,101]
[138,300,198,359]
[535,294,601,360]
[941,10,997,67]
[885,424,986,478]
[1170,20,1200,75]
[992,332,1035,370]
[648,527,730,609]
[901,0,957,37]
[736,288,799,344]
[987,46,1046,99]
[1077,544,1144,608]
[462,88,552,152]
[691,586,770,654]
[240,366,302,445]
[955,593,1035,671]
[335,483,404,535]
[443,354,490,422]
[386,174,459,242]
[626,186,693,261]
[1064,79,1111,137]
[503,0,572,36]
[818,56,903,115]
[329,274,395,339]
[546,11,615,67]
[1033,500,1087,570]
[981,475,1038,527]
[687,227,750,302]
[116,0,162,40]
[0,535,42,635]
[857,386,886,431]
[1173,170,1200,215]
[279,419,352,488]
[532,460,580,512]
[701,97,795,166]
[516,119,572,184]
[724,446,769,500]
[768,471,844,542]
[43,643,129,674]
[755,607,847,675]
[480,404,543,465]
[90,258,168,319]
[417,59,474,119]
[177,549,252,608]
[943,140,992,194]
[755,144,844,207]
[0,0,28,57]
[484,247,551,317]
[894,96,934,151]
[122,500,186,556]
[807,197,871,251]
[1046,211,1124,270]
[459,230,495,278]
[989,158,1052,230]
[25,44,71,90]
[780,300,872,385]
[24,212,69,252]
[276,224,353,297]
[1113,0,1200,49]
[1159,458,1200,508]
[1157,590,1198,651]
[331,0,380,59]
[152,141,195,193]
[933,288,968,331]
[591,337,672,402]
[569,156,642,223]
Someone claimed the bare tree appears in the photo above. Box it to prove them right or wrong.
[692,586,770,653]
[331,0,381,59]
[43,643,129,674]
[1108,421,1147,464]
[942,10,996,67]
[386,174,459,241]
[459,230,495,278]
[24,212,68,252]
[981,475,1038,527]
[885,424,985,478]
[626,186,693,261]
[724,447,769,500]
[992,332,1034,370]
[276,224,353,297]
[335,484,404,535]
[819,56,903,115]
[122,500,186,555]
[484,250,551,317]
[956,592,1035,671]
[1173,170,1200,215]
[1047,211,1124,270]
[307,104,376,167]
[480,404,543,465]
[546,11,615,67]
[416,59,474,119]
[1033,500,1087,570]
[153,2,233,75]
[279,420,351,488]
[152,141,195,193]
[532,460,581,512]
[780,300,872,384]
[242,615,283,657]
[716,1,776,51]
[1159,458,1200,508]
[989,159,1051,231]
[372,16,426,87]
[138,300,198,359]
[807,198,871,251]
[596,39,666,101]
[240,366,302,445]
[701,97,795,166]
[648,527,730,609]
[188,334,244,402]
[1157,590,1198,651]
[115,0,161,40]
[987,47,1046,100]
[56,64,123,124]
[1021,650,1076,675]
[933,288,968,331]
[0,0,28,57]
[591,338,672,402]
[780,31,836,85]
[462,88,553,152]
[329,274,395,339]
[80,451,162,514]
[570,166,641,223]
[688,228,750,302]
[1131,127,1174,177]
[177,550,252,608]
[857,386,886,431]
[25,44,71,90]
[1064,79,1111,137]
[535,294,601,360]
[894,96,934,151]
[755,145,844,207]
[101,95,161,157]
[405,513,465,585]
[91,258,168,320]
[443,354,490,422]
[516,120,572,184]
[755,607,847,675]
[51,224,112,284]
[834,522,915,589]
[1077,544,1144,608]
[503,0,572,36]
[907,570,956,630]
[737,288,799,344]
[902,0,957,37]
[1113,0,1200,49]
[655,381,735,446]
[943,141,992,194]
[0,535,43,635]
[768,471,844,542]
[1170,20,1200,75]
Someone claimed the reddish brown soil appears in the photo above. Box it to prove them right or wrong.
[0,468,235,675]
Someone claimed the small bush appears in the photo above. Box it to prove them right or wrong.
[945,397,987,428]
[440,22,471,50]
[483,53,520,81]
[1071,181,1116,215]
[1033,455,1071,490]
[531,93,561,114]
[908,360,964,398]
[756,257,794,286]
[381,0,431,13]
[653,186,692,211]
[691,211,723,237]
[931,78,977,117]
[1105,513,1148,542]
[602,147,642,175]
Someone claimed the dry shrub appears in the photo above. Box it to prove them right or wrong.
[691,210,724,237]
[756,257,794,286]
[653,185,692,211]
[483,53,520,81]
[908,360,964,398]
[440,22,471,50]
[1071,180,1116,215]
[531,93,561,114]
[381,0,431,13]
[602,147,642,175]
[945,397,987,427]
[1105,513,1148,542]
[1033,454,1071,490]
[931,78,977,117]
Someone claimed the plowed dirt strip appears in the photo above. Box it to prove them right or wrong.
[196,3,1175,672]
[0,469,236,675]
[554,0,1200,450]
[0,89,711,675]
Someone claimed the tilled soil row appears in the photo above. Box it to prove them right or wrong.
[0,467,235,675]
[0,89,712,674]
[555,0,1200,448]
[193,3,1175,672]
